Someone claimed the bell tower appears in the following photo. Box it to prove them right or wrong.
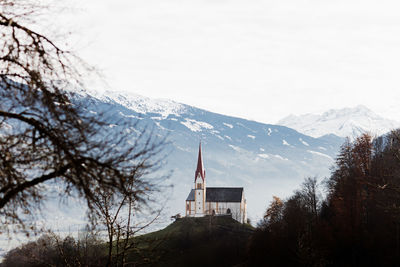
[194,142,206,215]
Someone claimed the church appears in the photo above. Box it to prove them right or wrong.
[185,143,247,223]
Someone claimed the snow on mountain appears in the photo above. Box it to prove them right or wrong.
[85,90,186,119]
[278,105,400,138]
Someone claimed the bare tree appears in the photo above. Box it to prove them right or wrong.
[0,0,165,234]
[91,174,167,267]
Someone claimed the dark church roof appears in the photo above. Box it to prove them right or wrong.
[186,187,243,202]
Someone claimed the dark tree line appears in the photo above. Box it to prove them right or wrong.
[0,232,107,267]
[248,132,400,267]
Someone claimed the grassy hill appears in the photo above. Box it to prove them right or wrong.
[128,216,254,267]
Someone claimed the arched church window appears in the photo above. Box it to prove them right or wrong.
[212,210,215,215]
[227,208,231,214]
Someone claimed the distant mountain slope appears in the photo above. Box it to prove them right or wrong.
[75,90,343,220]
[278,105,400,138]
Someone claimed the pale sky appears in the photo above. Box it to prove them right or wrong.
[51,0,400,123]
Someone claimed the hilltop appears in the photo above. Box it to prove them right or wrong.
[129,216,254,267]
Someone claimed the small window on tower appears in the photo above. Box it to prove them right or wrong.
[198,192,200,195]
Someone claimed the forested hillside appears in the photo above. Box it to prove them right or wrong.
[248,132,400,266]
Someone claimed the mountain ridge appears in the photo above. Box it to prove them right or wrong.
[278,105,400,138]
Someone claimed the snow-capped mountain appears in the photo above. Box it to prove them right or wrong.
[278,105,400,139]
[97,90,186,119]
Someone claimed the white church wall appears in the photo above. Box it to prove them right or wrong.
[188,199,245,223]
[186,200,195,216]
[204,202,243,223]
[227,202,242,222]
[208,202,217,213]
[242,197,247,223]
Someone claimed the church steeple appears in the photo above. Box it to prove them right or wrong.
[195,142,205,182]
[194,142,206,215]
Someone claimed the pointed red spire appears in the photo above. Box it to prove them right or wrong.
[195,142,205,182]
